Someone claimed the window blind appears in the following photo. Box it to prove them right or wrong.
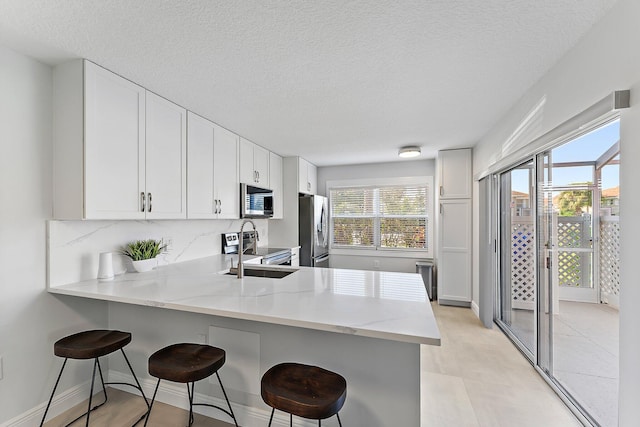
[330,184,429,250]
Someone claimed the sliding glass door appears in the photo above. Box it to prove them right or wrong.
[496,159,536,358]
[494,119,620,426]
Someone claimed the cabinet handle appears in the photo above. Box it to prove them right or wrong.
[148,192,152,212]
[307,182,311,192]
[218,199,222,214]
[439,186,444,196]
[140,192,146,212]
[440,204,443,214]
[257,171,260,182]
[213,198,217,214]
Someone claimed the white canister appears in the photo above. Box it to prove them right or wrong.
[97,252,114,280]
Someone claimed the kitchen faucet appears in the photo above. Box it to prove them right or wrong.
[237,219,258,278]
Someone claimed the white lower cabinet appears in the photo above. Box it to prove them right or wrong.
[438,199,472,305]
[187,112,239,219]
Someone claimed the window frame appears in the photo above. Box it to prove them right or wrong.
[327,176,434,259]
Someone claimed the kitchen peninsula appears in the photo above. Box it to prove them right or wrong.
[48,255,440,426]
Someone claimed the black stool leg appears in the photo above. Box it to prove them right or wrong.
[290,413,293,427]
[267,408,275,427]
[337,413,343,427]
[95,358,109,404]
[40,358,68,427]
[120,348,149,410]
[216,372,239,427]
[83,358,99,426]
[187,382,195,426]
[143,379,161,427]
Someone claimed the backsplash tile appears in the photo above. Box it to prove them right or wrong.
[48,219,269,286]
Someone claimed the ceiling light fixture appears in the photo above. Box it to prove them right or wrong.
[398,146,421,158]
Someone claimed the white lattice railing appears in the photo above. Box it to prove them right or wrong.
[511,217,535,309]
[600,216,620,307]
[510,214,620,309]
[557,216,591,289]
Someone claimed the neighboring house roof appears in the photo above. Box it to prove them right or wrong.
[511,191,530,199]
[602,186,619,198]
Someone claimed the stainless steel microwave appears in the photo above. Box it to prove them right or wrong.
[240,184,274,218]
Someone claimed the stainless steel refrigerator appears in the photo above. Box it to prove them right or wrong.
[299,194,329,267]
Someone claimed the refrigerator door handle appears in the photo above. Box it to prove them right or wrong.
[315,254,330,262]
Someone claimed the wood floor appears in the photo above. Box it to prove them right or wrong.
[45,303,580,427]
[43,388,234,427]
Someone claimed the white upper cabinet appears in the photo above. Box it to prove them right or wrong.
[187,112,239,219]
[240,137,269,188]
[213,124,240,219]
[145,92,187,219]
[298,157,317,195]
[438,148,472,199]
[83,61,146,219]
[53,60,186,219]
[269,152,283,219]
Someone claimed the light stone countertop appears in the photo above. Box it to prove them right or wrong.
[48,255,441,346]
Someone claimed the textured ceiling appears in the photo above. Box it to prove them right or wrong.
[0,0,618,166]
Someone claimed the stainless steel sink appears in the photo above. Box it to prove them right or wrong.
[224,266,298,279]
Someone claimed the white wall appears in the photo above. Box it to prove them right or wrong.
[0,46,108,423]
[317,159,435,197]
[472,0,640,424]
[318,159,435,273]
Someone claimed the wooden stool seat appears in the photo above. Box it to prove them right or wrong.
[145,343,237,427]
[41,329,148,427]
[54,330,132,360]
[148,343,225,383]
[261,363,347,421]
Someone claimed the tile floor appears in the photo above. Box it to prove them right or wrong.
[504,300,619,427]
[421,303,580,427]
[553,301,619,427]
[45,303,581,426]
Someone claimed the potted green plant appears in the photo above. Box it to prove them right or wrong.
[121,239,167,273]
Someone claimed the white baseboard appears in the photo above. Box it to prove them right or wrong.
[1,380,93,427]
[3,370,323,427]
[108,370,318,427]
[471,301,480,318]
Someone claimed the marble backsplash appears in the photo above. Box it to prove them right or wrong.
[47,219,269,287]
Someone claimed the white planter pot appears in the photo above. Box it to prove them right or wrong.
[131,258,157,273]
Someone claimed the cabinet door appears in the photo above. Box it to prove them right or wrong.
[269,152,283,219]
[239,137,255,185]
[254,144,270,188]
[298,158,309,194]
[439,149,472,199]
[307,162,317,195]
[187,112,215,219]
[214,124,240,219]
[438,199,472,304]
[84,61,146,219]
[145,92,187,219]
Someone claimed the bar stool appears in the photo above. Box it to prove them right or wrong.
[261,363,346,426]
[145,343,238,427]
[40,329,149,426]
